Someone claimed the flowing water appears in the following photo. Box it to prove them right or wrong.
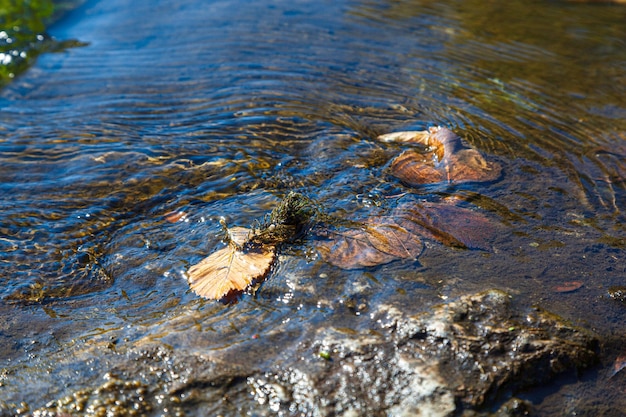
[0,0,625,414]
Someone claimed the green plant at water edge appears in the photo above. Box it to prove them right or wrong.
[0,0,54,32]
[0,0,52,83]
[0,0,85,88]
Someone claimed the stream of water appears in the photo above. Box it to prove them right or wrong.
[1,0,625,414]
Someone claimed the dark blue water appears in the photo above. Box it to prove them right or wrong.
[0,0,625,414]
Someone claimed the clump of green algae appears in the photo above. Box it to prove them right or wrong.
[248,191,320,246]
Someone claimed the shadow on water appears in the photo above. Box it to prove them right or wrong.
[0,0,625,414]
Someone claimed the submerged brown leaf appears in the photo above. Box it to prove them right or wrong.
[317,218,423,269]
[611,355,626,379]
[317,200,496,269]
[164,210,187,223]
[378,126,501,187]
[553,281,584,293]
[393,201,496,250]
[188,227,275,300]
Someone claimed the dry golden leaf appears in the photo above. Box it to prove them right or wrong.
[227,226,254,247]
[186,192,317,301]
[317,219,423,269]
[378,126,501,186]
[377,130,432,145]
[188,228,275,300]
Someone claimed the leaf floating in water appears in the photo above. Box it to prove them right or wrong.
[226,226,254,248]
[378,126,501,187]
[377,130,432,145]
[553,281,583,293]
[188,227,275,300]
[186,193,319,301]
[317,218,423,269]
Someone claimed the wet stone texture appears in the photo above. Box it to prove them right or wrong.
[24,290,599,417]
[246,290,598,416]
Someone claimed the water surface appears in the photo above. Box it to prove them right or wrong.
[0,0,625,414]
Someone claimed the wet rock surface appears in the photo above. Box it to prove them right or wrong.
[13,290,598,417]
[246,290,598,416]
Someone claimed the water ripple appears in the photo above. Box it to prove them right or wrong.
[0,2,625,410]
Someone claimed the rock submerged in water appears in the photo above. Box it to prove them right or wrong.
[25,290,598,416]
[29,290,598,417]
[247,290,598,416]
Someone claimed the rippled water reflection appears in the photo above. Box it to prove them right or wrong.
[0,0,625,413]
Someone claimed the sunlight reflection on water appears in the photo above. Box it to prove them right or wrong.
[0,0,624,413]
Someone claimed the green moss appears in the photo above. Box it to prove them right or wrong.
[249,192,320,246]
[0,0,54,32]
[0,0,87,88]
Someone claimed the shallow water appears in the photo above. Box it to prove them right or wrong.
[0,0,625,414]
